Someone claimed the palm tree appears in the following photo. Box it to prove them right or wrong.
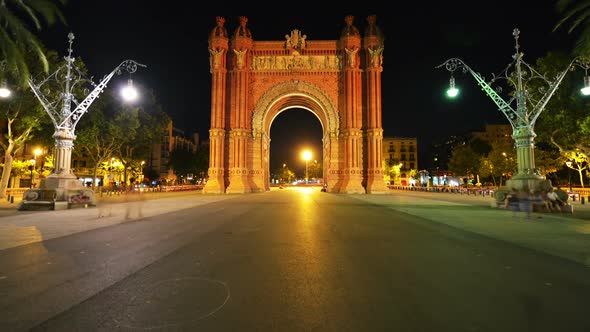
[0,0,68,86]
[554,0,590,55]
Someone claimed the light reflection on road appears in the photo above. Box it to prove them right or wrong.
[287,186,330,328]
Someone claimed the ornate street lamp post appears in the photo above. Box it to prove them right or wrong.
[140,160,145,183]
[565,161,573,192]
[436,28,589,198]
[302,150,312,184]
[28,159,36,188]
[20,33,146,210]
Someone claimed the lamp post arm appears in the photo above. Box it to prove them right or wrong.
[436,58,518,128]
[529,57,580,126]
[465,65,520,128]
[66,60,146,131]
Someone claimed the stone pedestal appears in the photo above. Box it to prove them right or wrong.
[17,172,96,211]
[493,175,553,205]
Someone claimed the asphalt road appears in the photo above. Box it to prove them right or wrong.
[1,188,590,331]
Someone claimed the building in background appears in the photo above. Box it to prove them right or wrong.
[147,120,199,184]
[382,137,418,185]
[471,124,512,145]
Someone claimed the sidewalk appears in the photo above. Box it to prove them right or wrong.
[350,190,590,268]
[0,191,235,250]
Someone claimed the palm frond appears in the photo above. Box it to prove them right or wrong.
[13,0,42,30]
[574,24,590,56]
[23,0,68,26]
[569,7,590,34]
[554,0,590,32]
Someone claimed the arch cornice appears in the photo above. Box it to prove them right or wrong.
[251,79,339,136]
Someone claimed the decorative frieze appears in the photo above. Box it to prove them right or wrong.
[251,54,341,71]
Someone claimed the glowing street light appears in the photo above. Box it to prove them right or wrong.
[302,150,312,183]
[140,160,145,182]
[446,75,459,98]
[566,160,573,192]
[28,158,36,188]
[0,80,11,98]
[121,79,139,101]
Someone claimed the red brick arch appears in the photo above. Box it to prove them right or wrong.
[204,15,388,194]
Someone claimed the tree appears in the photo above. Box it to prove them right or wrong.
[108,87,170,186]
[383,159,402,185]
[534,143,566,179]
[554,0,590,56]
[307,159,322,179]
[478,141,517,188]
[469,137,492,156]
[0,50,63,198]
[448,144,481,185]
[0,0,68,86]
[74,85,169,189]
[529,52,590,187]
[74,98,120,190]
[168,148,196,183]
[194,143,209,182]
[276,164,295,184]
[564,151,588,188]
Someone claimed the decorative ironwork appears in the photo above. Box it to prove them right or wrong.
[436,28,590,181]
[28,33,146,132]
[27,32,146,181]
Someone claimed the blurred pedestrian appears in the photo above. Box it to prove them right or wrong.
[505,187,518,210]
[97,197,113,218]
[517,189,532,218]
[125,184,144,220]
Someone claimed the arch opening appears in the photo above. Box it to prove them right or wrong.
[269,107,323,186]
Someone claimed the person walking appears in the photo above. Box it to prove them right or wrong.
[517,189,533,218]
[125,184,144,220]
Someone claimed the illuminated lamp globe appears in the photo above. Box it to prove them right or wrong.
[121,79,138,101]
[446,87,459,98]
[0,85,11,98]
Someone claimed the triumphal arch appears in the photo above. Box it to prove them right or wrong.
[204,15,388,194]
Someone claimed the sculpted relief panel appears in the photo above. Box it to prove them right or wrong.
[251,55,341,71]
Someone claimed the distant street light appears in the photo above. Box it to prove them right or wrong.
[302,150,312,183]
[282,163,287,184]
[140,160,145,182]
[22,32,146,208]
[28,158,36,188]
[437,28,590,194]
[566,161,573,192]
[33,147,42,181]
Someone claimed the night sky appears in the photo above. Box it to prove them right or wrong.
[38,1,574,176]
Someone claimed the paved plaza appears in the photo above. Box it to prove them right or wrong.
[1,188,589,267]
